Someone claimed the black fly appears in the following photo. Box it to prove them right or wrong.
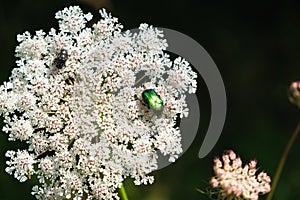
[53,49,68,69]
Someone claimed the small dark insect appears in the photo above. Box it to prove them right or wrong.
[142,89,164,112]
[54,49,68,69]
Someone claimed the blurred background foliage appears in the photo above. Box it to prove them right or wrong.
[0,0,300,199]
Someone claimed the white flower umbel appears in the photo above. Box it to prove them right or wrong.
[0,6,197,200]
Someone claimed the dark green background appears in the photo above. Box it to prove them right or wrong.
[0,0,300,199]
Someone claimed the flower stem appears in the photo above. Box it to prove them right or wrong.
[134,74,146,86]
[266,120,300,200]
[118,183,129,200]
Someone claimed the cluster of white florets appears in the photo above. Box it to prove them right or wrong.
[210,150,271,200]
[0,6,197,200]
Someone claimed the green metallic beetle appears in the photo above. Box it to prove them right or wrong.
[142,89,164,112]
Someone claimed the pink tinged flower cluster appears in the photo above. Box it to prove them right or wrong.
[210,150,271,200]
[288,81,300,109]
[0,6,197,200]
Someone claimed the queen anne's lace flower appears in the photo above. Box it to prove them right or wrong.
[288,81,300,109]
[0,6,197,200]
[210,150,271,200]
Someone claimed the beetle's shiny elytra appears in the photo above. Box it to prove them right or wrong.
[54,49,68,69]
[142,89,163,112]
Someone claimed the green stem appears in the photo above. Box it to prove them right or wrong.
[266,120,300,200]
[118,183,129,200]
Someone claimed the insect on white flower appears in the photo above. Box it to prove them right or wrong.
[0,6,197,200]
